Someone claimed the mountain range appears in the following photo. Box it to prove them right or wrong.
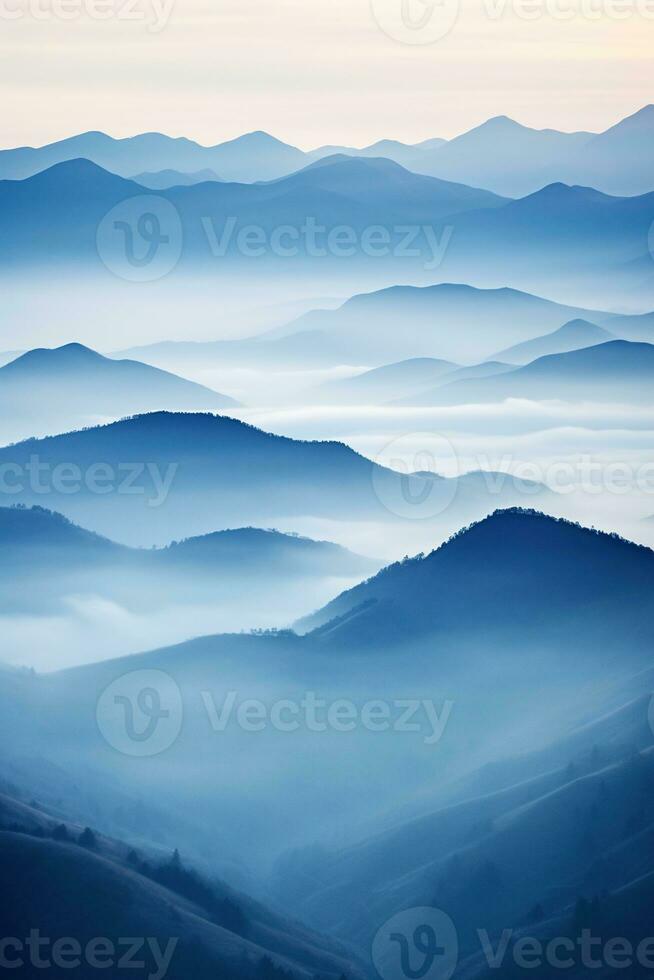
[492,319,615,364]
[0,505,378,618]
[120,282,641,371]
[312,358,515,405]
[0,155,507,269]
[3,509,654,943]
[397,340,654,407]
[252,283,613,365]
[0,412,552,547]
[3,154,654,312]
[2,105,653,195]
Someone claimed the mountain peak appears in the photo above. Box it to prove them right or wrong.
[604,104,654,133]
[16,157,135,190]
[3,343,105,373]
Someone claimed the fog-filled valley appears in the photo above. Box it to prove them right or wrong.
[2,95,654,980]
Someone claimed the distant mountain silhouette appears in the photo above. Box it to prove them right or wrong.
[3,154,653,308]
[493,318,614,364]
[561,104,654,196]
[0,505,378,616]
[3,106,651,193]
[305,136,448,170]
[312,357,459,404]
[0,155,507,271]
[433,181,654,305]
[0,343,238,441]
[401,340,654,406]
[268,283,607,364]
[311,357,516,405]
[402,114,593,196]
[0,130,308,182]
[272,154,507,216]
[132,168,221,189]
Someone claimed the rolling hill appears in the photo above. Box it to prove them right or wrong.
[400,340,654,406]
[266,283,608,365]
[492,319,615,364]
[0,412,552,546]
[0,794,362,980]
[0,505,379,616]
[0,343,238,442]
[311,357,459,404]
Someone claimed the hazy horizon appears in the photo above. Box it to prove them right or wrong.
[2,0,653,150]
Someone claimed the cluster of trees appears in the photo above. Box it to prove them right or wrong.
[1,818,97,850]
[128,847,250,937]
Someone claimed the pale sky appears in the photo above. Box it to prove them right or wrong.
[0,0,652,149]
